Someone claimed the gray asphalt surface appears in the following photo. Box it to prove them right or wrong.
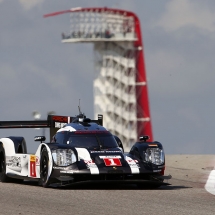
[0,155,215,215]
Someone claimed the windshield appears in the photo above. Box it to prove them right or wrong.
[62,132,118,149]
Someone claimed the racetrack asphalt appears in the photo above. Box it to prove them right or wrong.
[0,155,215,215]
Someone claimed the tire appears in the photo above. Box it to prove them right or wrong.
[0,144,10,182]
[39,147,50,188]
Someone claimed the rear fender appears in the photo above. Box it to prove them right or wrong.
[8,136,27,154]
[0,138,16,156]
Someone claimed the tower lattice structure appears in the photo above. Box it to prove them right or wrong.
[44,7,153,150]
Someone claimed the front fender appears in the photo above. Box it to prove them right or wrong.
[35,143,53,180]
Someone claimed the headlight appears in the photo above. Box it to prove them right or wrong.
[145,148,164,165]
[52,149,77,166]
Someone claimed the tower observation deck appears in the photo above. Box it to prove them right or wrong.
[44,7,153,150]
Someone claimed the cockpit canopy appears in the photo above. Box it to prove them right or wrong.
[52,131,119,150]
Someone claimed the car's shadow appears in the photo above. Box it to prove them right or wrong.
[17,180,191,190]
[61,184,191,190]
[35,182,191,190]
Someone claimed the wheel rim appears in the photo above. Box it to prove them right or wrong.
[41,156,48,181]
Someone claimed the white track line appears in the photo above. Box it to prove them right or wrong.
[205,169,215,195]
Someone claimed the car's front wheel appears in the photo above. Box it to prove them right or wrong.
[39,147,50,188]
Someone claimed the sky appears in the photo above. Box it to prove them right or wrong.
[0,0,215,154]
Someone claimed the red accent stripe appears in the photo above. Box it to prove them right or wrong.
[160,167,165,176]
[30,161,36,177]
[52,116,69,123]
[74,131,109,134]
[44,10,72,18]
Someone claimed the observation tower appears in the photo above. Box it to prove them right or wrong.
[44,7,153,150]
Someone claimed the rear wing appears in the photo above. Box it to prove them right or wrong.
[0,120,48,129]
[0,114,103,140]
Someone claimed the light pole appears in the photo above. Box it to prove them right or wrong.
[32,111,41,120]
[32,111,41,131]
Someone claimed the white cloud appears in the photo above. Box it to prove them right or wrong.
[155,0,215,32]
[19,0,44,10]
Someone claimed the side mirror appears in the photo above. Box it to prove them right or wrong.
[34,136,46,143]
[139,135,150,142]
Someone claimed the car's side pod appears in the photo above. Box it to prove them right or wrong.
[129,136,164,161]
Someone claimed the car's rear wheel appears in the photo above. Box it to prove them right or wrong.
[0,144,10,182]
[39,147,50,188]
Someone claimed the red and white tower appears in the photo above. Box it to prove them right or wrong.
[44,7,153,150]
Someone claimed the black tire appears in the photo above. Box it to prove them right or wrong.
[39,147,50,188]
[0,144,10,182]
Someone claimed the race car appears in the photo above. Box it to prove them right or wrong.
[0,112,171,188]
